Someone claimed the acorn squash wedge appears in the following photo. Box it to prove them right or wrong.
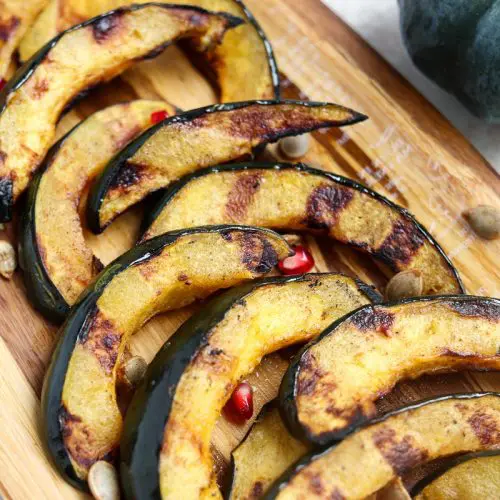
[86,101,366,233]
[42,225,290,490]
[280,295,500,446]
[412,450,500,499]
[141,163,464,296]
[0,3,240,222]
[19,0,279,101]
[229,403,311,500]
[265,393,500,499]
[19,100,176,323]
[120,273,381,500]
[0,0,50,79]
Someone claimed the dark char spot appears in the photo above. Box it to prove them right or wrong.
[92,12,123,43]
[59,405,82,438]
[0,16,20,42]
[373,427,429,475]
[468,411,500,445]
[241,233,278,274]
[225,173,262,220]
[111,162,144,190]
[250,481,264,499]
[374,218,425,269]
[0,177,13,222]
[448,299,500,321]
[351,308,394,337]
[304,183,354,230]
[297,352,326,396]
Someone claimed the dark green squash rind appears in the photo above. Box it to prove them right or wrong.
[0,3,243,222]
[265,392,500,499]
[410,449,500,496]
[140,162,465,292]
[41,225,285,491]
[86,104,367,234]
[119,273,381,499]
[18,120,91,324]
[279,295,500,446]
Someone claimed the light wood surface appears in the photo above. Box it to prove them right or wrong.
[0,0,498,498]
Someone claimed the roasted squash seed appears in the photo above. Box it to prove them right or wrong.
[124,356,148,387]
[88,461,120,500]
[385,270,423,300]
[0,241,16,279]
[279,134,310,158]
[464,205,500,240]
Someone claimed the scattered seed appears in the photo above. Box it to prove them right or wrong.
[385,270,423,301]
[464,205,499,240]
[0,240,16,279]
[124,356,147,387]
[88,461,120,500]
[279,134,310,159]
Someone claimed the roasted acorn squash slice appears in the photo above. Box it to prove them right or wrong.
[0,0,50,78]
[412,450,500,499]
[19,0,279,101]
[142,163,464,296]
[86,101,366,233]
[42,225,290,490]
[19,100,176,323]
[120,273,381,499]
[0,3,239,222]
[229,404,311,500]
[265,393,500,499]
[280,295,500,446]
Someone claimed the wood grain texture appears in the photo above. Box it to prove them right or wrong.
[0,0,498,497]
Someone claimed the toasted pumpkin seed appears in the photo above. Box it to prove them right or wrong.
[0,240,16,279]
[464,205,500,240]
[124,356,148,387]
[279,134,310,158]
[385,270,423,301]
[88,461,120,500]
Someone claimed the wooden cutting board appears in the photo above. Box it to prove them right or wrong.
[0,0,499,498]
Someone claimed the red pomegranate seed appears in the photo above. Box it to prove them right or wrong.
[278,245,314,275]
[150,109,169,124]
[0,78,6,91]
[224,381,253,423]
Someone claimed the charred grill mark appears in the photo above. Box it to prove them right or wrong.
[330,488,346,500]
[303,183,354,230]
[92,12,124,43]
[373,428,429,475]
[250,481,264,499]
[225,173,262,220]
[468,411,500,445]
[373,218,425,270]
[92,256,104,274]
[297,352,327,396]
[351,308,394,337]
[79,311,121,373]
[0,16,20,42]
[29,78,49,99]
[240,232,278,274]
[110,162,144,190]
[448,300,500,321]
[227,107,326,140]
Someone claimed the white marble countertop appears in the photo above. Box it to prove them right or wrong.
[324,0,500,172]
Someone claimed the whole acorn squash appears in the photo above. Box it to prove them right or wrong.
[399,0,500,122]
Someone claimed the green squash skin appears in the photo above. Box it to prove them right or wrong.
[119,274,382,500]
[140,161,465,293]
[41,225,287,492]
[18,120,92,324]
[411,449,500,496]
[265,392,500,499]
[0,4,242,223]
[85,102,367,235]
[279,295,500,447]
[399,0,500,122]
